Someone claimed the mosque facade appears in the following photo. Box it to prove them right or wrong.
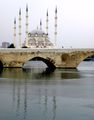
[13,5,57,48]
[25,29,54,48]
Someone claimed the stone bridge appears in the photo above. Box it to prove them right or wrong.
[0,48,94,69]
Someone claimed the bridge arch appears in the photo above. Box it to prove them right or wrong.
[75,52,94,67]
[82,55,94,61]
[23,56,56,70]
[0,60,3,69]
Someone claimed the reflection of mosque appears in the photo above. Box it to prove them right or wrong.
[2,68,82,120]
[13,5,58,48]
[12,78,57,120]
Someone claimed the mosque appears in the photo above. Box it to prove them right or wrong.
[13,5,57,48]
[26,29,54,48]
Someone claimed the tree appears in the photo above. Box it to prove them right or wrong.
[22,46,28,48]
[8,43,15,48]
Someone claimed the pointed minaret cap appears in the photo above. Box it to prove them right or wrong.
[40,19,42,30]
[55,6,57,13]
[40,19,42,26]
[14,18,16,24]
[47,10,48,16]
[19,9,21,15]
[26,4,28,12]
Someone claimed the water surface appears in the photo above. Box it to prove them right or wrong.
[0,61,94,120]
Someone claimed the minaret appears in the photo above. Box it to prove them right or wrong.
[46,10,48,35]
[19,9,22,48]
[40,19,42,30]
[26,4,28,47]
[54,7,57,47]
[13,18,16,48]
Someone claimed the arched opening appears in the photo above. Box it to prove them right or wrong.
[0,60,3,68]
[77,55,94,70]
[83,55,94,61]
[22,56,56,71]
[0,60,3,71]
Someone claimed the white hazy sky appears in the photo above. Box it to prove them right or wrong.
[0,0,94,48]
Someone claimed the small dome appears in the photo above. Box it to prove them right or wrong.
[30,29,46,35]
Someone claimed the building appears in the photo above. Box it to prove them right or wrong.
[1,42,10,48]
[23,29,54,48]
[13,5,57,48]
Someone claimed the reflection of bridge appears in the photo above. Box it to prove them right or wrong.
[0,48,94,68]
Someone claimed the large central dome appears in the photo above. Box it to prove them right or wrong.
[30,29,46,35]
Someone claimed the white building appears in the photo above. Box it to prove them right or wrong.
[24,29,54,48]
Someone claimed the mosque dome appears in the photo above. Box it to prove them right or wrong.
[30,29,46,35]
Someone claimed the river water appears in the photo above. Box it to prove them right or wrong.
[0,61,94,120]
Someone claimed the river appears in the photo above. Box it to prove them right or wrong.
[0,61,94,120]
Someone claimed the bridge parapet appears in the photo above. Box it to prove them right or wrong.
[0,48,94,68]
[0,48,94,52]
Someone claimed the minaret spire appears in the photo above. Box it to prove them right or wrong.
[54,6,57,47]
[13,18,16,48]
[40,19,42,30]
[19,8,22,48]
[26,4,29,47]
[46,10,48,35]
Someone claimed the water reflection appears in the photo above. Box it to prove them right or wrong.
[0,63,94,120]
[52,96,56,120]
[23,78,28,120]
[0,68,82,81]
[6,68,81,120]
[11,74,57,120]
[23,67,55,75]
[0,68,3,74]
[61,69,81,79]
[16,80,21,119]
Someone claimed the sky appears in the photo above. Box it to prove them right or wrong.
[0,0,94,48]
